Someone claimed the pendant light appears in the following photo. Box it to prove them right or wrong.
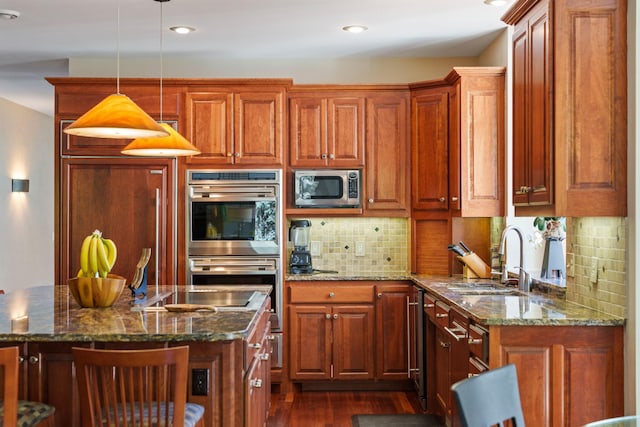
[64,0,168,139]
[121,0,200,157]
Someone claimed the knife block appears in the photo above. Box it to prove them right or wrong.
[457,253,492,279]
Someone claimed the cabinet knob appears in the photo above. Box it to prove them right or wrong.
[519,186,531,193]
[226,152,232,157]
[234,152,240,157]
[248,343,262,350]
[321,154,327,159]
[260,353,270,361]
[267,335,276,341]
[28,356,39,364]
[326,313,331,319]
[368,198,374,204]
[439,197,446,202]
[329,154,335,159]
[251,378,263,389]
[333,314,338,320]
[329,292,335,298]
[18,356,24,364]
[377,292,382,299]
[439,341,450,349]
[451,197,459,202]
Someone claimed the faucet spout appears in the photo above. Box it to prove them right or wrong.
[498,225,529,292]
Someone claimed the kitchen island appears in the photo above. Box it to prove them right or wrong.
[0,285,272,427]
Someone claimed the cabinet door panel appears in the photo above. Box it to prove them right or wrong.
[288,305,331,380]
[412,216,450,275]
[289,97,326,166]
[185,91,234,164]
[512,24,530,205]
[375,285,409,379]
[332,305,375,379]
[327,97,365,166]
[60,158,174,287]
[234,91,283,165]
[412,89,449,210]
[366,94,410,214]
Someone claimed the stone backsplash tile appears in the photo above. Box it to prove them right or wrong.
[565,217,627,318]
[287,217,409,275]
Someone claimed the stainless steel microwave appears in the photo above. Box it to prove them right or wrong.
[293,169,361,208]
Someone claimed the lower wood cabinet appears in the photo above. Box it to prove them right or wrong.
[287,280,411,383]
[423,290,624,427]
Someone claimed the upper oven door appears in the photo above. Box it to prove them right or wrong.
[188,184,279,256]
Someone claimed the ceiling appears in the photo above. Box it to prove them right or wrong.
[0,0,512,116]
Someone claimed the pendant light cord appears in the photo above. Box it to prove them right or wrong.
[159,0,164,122]
[116,0,121,94]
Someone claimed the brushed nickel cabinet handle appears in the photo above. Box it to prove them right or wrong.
[29,356,39,364]
[333,314,338,320]
[439,197,446,202]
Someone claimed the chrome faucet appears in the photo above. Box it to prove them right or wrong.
[498,225,530,292]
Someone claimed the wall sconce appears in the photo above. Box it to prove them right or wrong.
[11,315,29,333]
[11,179,29,193]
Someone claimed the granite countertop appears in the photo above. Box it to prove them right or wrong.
[286,272,625,327]
[0,285,270,342]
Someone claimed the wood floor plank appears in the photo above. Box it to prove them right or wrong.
[267,390,425,427]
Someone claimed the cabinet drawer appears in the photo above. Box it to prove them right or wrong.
[289,285,374,303]
[245,309,270,369]
[468,356,489,377]
[424,293,436,319]
[468,323,488,362]
[434,301,450,328]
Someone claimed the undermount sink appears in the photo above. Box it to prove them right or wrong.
[446,283,525,296]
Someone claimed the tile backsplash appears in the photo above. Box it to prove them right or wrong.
[288,217,409,275]
[565,217,627,318]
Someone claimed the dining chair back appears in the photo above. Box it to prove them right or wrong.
[72,346,204,427]
[0,346,55,427]
[451,364,526,427]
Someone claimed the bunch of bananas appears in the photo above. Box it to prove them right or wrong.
[78,230,118,279]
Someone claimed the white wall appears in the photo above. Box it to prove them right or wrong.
[0,97,54,293]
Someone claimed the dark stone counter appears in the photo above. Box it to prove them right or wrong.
[0,285,269,342]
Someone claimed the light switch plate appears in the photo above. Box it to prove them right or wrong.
[355,241,365,257]
[589,257,598,284]
[566,253,575,277]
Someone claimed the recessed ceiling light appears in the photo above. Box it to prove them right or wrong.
[483,0,510,5]
[342,25,368,34]
[169,26,195,35]
[0,9,20,20]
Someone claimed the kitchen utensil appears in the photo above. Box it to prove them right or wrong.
[163,304,218,313]
[447,244,467,257]
[459,241,472,254]
[130,248,151,290]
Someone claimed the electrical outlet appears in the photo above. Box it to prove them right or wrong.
[589,257,598,284]
[310,241,322,256]
[355,241,365,257]
[192,368,209,396]
[566,253,575,277]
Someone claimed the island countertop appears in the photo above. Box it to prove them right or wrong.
[0,285,270,342]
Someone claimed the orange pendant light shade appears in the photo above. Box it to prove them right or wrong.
[63,94,169,139]
[121,123,200,156]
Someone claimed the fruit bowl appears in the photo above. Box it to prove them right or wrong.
[68,275,127,308]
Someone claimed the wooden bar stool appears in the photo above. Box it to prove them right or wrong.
[0,346,55,427]
[72,346,205,427]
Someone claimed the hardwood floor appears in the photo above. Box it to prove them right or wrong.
[267,390,425,427]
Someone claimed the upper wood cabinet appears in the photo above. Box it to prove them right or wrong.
[365,92,410,216]
[503,0,627,216]
[184,86,286,166]
[410,68,506,216]
[411,86,450,211]
[289,90,365,167]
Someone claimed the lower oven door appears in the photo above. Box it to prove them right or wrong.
[187,256,283,368]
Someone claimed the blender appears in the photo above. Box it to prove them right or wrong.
[289,220,313,274]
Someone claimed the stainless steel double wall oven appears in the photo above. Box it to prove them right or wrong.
[186,169,283,367]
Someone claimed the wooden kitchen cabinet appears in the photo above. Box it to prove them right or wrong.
[411,86,450,211]
[287,282,376,381]
[503,0,627,216]
[59,158,175,287]
[488,324,624,426]
[374,283,410,380]
[185,87,286,166]
[289,90,365,167]
[365,92,410,216]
